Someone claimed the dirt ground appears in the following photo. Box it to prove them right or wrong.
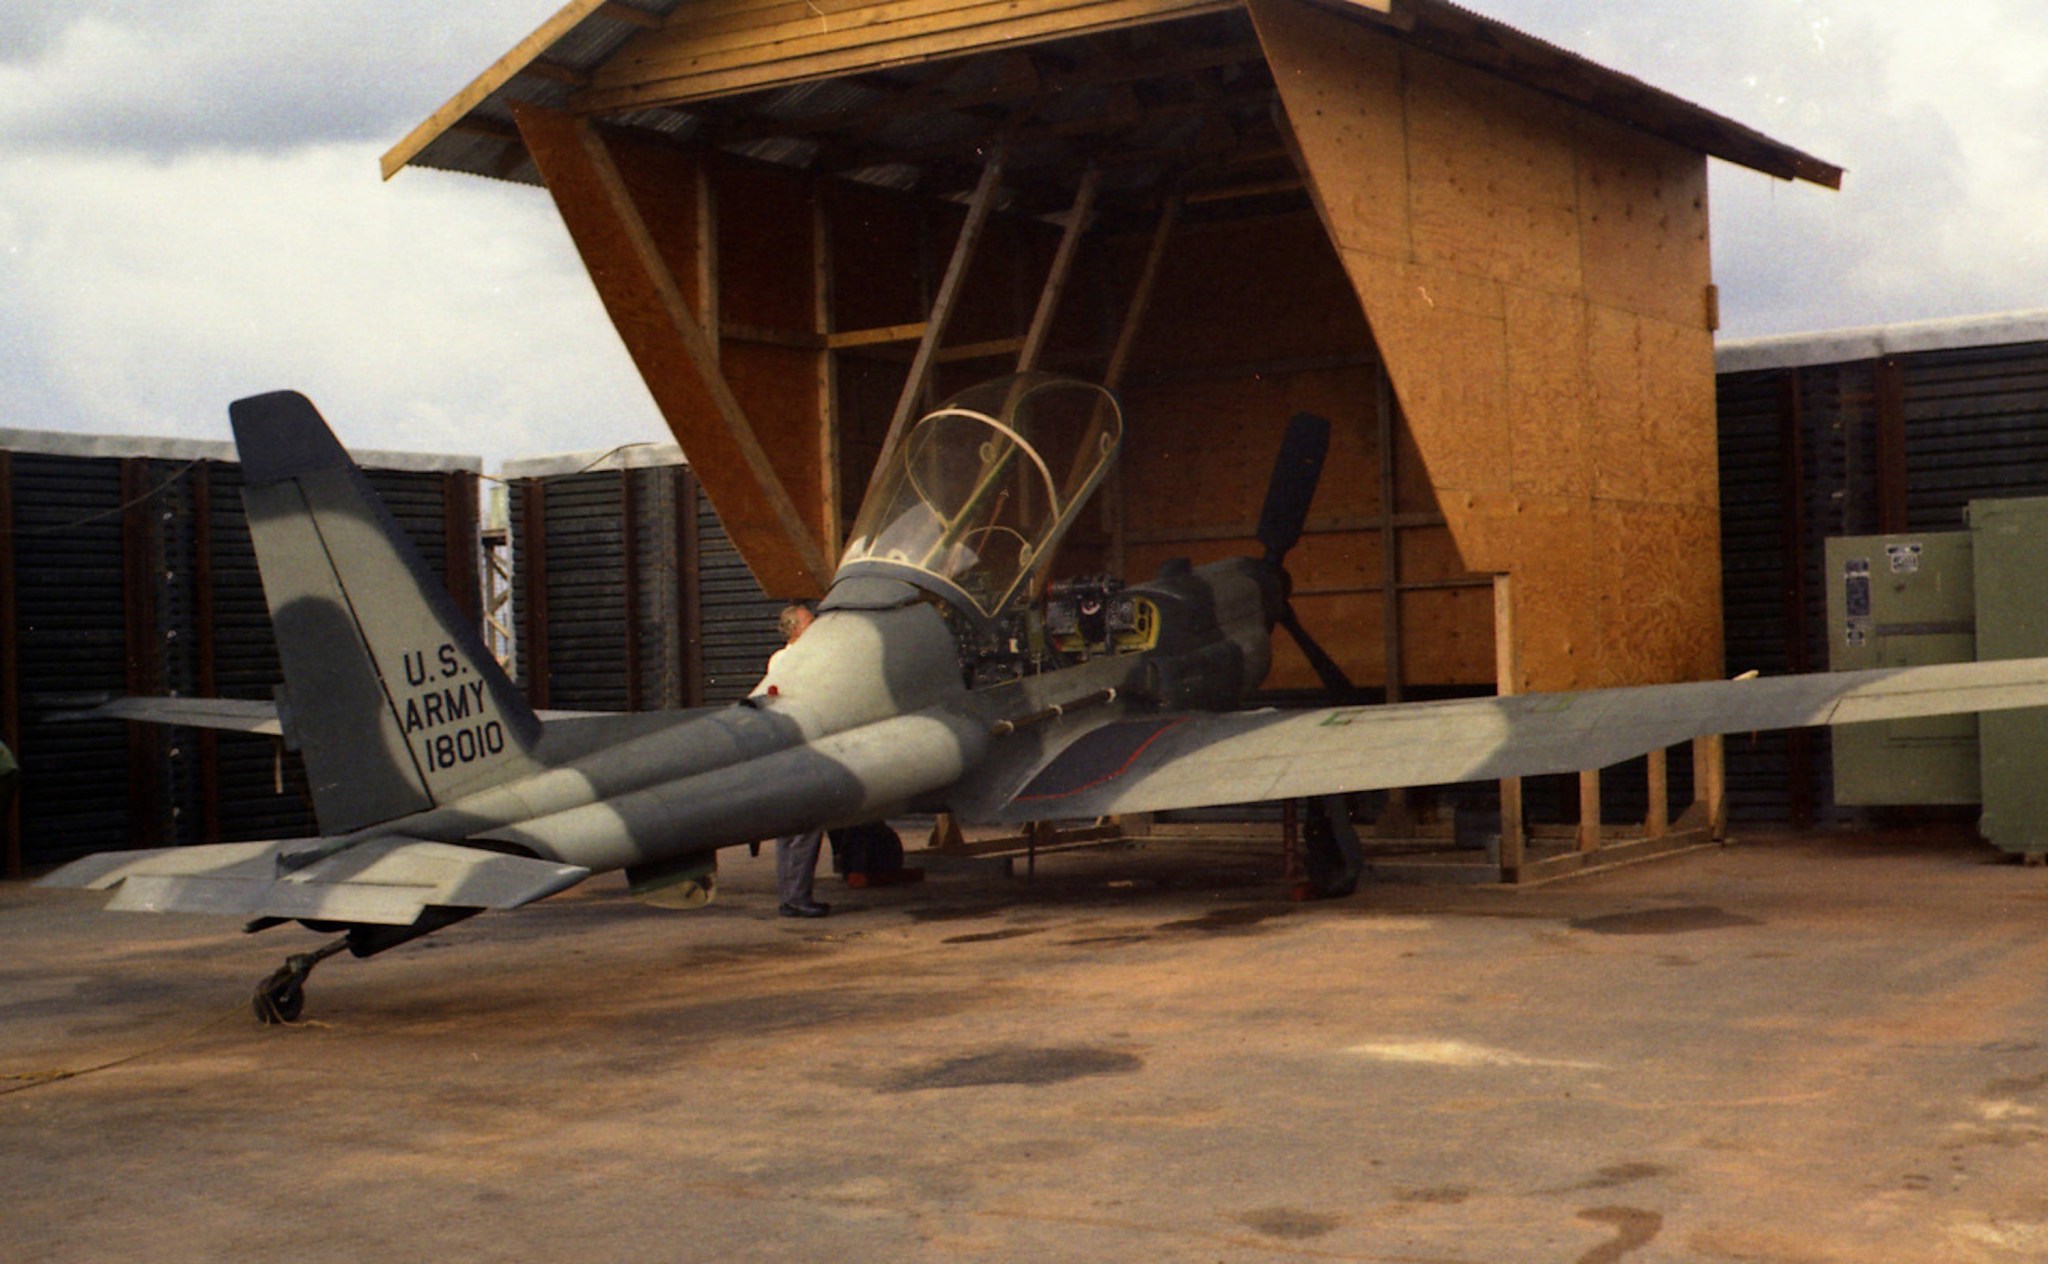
[7,829,2048,1263]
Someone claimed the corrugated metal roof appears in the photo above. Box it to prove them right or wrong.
[383,0,1841,198]
[501,439,686,479]
[0,427,482,474]
[1717,310,2048,375]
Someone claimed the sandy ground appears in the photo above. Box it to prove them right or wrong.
[6,829,2048,1263]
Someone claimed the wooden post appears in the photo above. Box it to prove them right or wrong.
[1874,356,1908,535]
[929,812,966,852]
[813,184,841,553]
[1493,573,1524,877]
[1577,768,1602,853]
[441,470,481,623]
[1644,746,1668,839]
[1017,165,1100,374]
[1694,733,1727,840]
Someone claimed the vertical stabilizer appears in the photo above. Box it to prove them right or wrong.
[231,391,539,834]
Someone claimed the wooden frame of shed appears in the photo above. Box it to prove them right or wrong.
[386,0,1838,876]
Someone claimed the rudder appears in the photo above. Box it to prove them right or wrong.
[231,391,540,833]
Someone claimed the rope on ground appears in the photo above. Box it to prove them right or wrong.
[0,1002,247,1098]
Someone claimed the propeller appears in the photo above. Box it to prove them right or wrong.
[1256,414,1365,898]
[1257,412,1331,565]
[1257,413,1358,701]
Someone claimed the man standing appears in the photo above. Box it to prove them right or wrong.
[762,602,830,918]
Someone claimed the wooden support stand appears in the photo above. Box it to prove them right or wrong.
[928,812,1128,877]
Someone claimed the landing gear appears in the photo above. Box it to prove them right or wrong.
[1301,795,1364,900]
[251,935,350,1025]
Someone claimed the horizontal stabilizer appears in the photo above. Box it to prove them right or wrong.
[41,839,588,926]
[49,695,619,736]
[50,696,284,735]
[995,656,2048,822]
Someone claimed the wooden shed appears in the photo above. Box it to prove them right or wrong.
[384,0,1839,711]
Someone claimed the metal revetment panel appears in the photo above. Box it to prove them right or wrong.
[1823,530,1979,805]
[1967,496,2048,854]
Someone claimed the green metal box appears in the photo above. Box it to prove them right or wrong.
[1824,530,1979,804]
[1965,497,2048,855]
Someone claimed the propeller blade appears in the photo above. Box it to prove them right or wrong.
[1277,603,1358,700]
[1257,412,1332,565]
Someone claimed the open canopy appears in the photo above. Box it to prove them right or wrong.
[836,375,1122,620]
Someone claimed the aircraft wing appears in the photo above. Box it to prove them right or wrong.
[49,696,619,736]
[41,838,590,925]
[52,696,286,735]
[992,657,2048,823]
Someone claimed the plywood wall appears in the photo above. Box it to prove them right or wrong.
[1114,210,1495,690]
[1249,0,1724,691]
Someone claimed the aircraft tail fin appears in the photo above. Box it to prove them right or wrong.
[231,391,540,834]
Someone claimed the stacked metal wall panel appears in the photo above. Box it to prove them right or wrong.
[1715,314,2048,824]
[0,431,480,874]
[504,448,782,712]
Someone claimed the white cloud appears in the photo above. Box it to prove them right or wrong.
[0,1,566,151]
[0,142,668,461]
[1482,0,2048,338]
[4,0,2048,466]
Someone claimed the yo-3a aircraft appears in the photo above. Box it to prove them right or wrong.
[44,373,2048,1022]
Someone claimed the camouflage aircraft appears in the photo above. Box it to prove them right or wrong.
[43,374,2048,1021]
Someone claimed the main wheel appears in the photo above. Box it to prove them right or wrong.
[1301,797,1363,900]
[252,968,306,1025]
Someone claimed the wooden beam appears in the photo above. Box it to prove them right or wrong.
[814,185,842,553]
[937,336,1027,364]
[381,0,610,179]
[707,33,1264,151]
[1103,191,1177,393]
[574,0,1240,114]
[566,115,832,589]
[600,0,664,29]
[722,321,825,350]
[827,321,929,350]
[517,58,592,89]
[1018,164,1100,373]
[870,142,1008,505]
[696,160,720,367]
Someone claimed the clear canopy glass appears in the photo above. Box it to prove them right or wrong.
[836,374,1123,620]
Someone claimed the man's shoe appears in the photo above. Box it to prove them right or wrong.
[778,900,831,918]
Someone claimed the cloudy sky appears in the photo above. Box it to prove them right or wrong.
[2,0,2043,462]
